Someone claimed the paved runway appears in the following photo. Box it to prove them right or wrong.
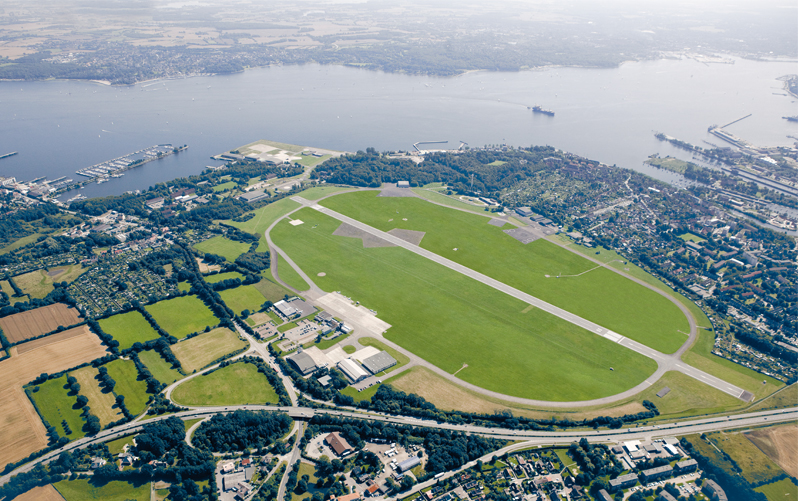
[299,199,750,402]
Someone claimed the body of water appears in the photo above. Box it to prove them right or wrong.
[0,57,796,202]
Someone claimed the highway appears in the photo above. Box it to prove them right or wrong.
[298,199,750,402]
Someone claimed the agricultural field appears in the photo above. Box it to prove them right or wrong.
[29,375,87,440]
[321,191,688,354]
[103,359,150,416]
[0,328,107,469]
[218,284,268,315]
[271,208,657,402]
[193,235,251,262]
[54,478,150,501]
[745,424,798,476]
[145,295,220,339]
[70,366,123,427]
[171,362,280,406]
[170,328,248,373]
[15,326,91,355]
[708,430,786,484]
[98,310,161,350]
[138,349,183,385]
[203,271,244,284]
[14,484,66,501]
[0,303,82,344]
[756,478,799,501]
[12,265,84,299]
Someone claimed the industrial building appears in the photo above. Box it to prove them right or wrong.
[396,457,421,473]
[287,351,317,376]
[238,190,270,203]
[273,300,300,319]
[338,358,369,383]
[361,351,397,374]
[325,432,353,456]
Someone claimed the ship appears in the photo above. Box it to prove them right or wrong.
[529,105,555,116]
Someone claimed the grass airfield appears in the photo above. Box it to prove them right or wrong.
[271,207,657,402]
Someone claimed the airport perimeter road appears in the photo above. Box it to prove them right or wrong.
[300,200,750,402]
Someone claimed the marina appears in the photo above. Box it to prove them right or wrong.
[75,144,187,182]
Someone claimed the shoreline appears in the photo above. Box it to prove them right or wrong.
[1,53,795,87]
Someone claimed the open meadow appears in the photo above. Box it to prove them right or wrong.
[322,191,688,354]
[218,285,268,315]
[171,362,280,406]
[756,478,799,501]
[204,271,244,283]
[224,196,301,251]
[98,310,161,350]
[104,359,150,416]
[708,430,787,484]
[12,265,84,299]
[0,328,107,469]
[29,375,87,439]
[271,208,657,402]
[170,328,248,373]
[138,349,183,385]
[54,478,150,501]
[193,235,251,262]
[70,366,123,427]
[0,303,82,344]
[145,295,220,339]
[253,277,292,302]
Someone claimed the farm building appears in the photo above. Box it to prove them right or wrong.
[396,456,421,473]
[338,358,369,383]
[361,351,397,374]
[325,432,353,456]
[287,351,317,375]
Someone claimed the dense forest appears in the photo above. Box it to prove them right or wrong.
[312,147,561,195]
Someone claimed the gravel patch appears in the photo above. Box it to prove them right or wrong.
[488,218,506,227]
[387,228,426,246]
[333,222,396,248]
[503,227,540,244]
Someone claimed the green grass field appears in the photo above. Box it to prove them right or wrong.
[193,236,251,262]
[225,197,301,251]
[679,233,706,243]
[756,478,799,501]
[104,359,150,416]
[55,478,150,501]
[105,434,135,455]
[271,208,657,402]
[411,188,488,214]
[275,253,311,292]
[204,271,245,284]
[213,181,236,192]
[253,277,293,302]
[138,349,183,384]
[290,462,322,501]
[297,186,354,200]
[171,362,280,406]
[219,285,268,315]
[709,431,785,484]
[13,264,84,299]
[170,328,248,373]
[29,375,86,439]
[145,295,220,339]
[98,311,162,350]
[304,333,350,351]
[322,191,687,354]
